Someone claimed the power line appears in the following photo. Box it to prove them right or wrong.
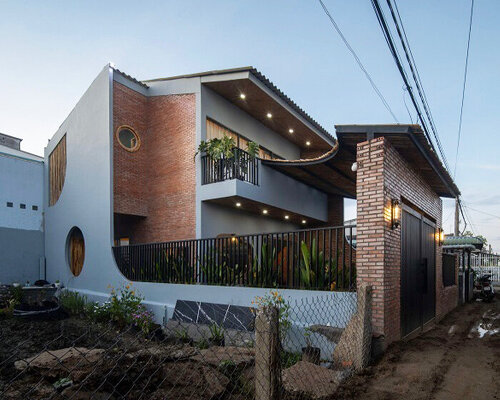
[463,204,500,220]
[317,0,399,122]
[370,0,452,175]
[453,0,475,179]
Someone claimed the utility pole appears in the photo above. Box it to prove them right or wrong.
[454,197,460,236]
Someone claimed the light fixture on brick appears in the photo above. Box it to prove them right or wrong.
[306,141,311,146]
[284,215,289,220]
[266,112,272,119]
[302,219,306,224]
[289,128,294,134]
[235,202,242,207]
[240,93,246,99]
[437,228,444,245]
[262,209,268,215]
[391,199,401,229]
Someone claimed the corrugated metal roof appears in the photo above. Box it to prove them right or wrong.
[444,235,485,249]
[143,66,334,142]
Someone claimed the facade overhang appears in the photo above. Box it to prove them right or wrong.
[335,124,460,198]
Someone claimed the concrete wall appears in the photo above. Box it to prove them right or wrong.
[0,149,44,283]
[0,227,44,284]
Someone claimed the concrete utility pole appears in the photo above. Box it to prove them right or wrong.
[455,197,460,236]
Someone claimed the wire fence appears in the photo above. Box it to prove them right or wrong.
[0,286,370,400]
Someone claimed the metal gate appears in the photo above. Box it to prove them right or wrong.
[401,204,436,337]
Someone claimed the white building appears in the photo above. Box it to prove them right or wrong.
[0,133,44,284]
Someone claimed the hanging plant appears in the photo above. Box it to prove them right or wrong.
[195,134,259,160]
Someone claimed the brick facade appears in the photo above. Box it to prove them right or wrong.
[113,82,196,243]
[356,137,457,345]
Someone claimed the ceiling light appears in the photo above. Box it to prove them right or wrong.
[266,112,272,119]
[302,219,306,224]
[236,202,242,207]
[262,209,268,215]
[284,215,290,220]
[289,128,294,134]
[240,93,246,99]
[306,141,311,146]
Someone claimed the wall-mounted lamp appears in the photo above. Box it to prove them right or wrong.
[437,228,444,245]
[391,199,401,229]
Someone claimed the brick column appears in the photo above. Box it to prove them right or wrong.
[355,138,387,341]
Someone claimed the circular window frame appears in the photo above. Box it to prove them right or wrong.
[66,226,85,277]
[116,125,141,152]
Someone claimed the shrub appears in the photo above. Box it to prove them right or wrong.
[59,290,87,315]
[131,305,155,335]
[85,301,111,323]
[107,283,143,328]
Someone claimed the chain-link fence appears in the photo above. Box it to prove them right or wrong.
[0,285,371,399]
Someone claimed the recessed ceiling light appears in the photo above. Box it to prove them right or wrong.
[262,209,268,214]
[236,202,242,207]
[266,112,273,119]
[306,141,311,146]
[284,215,290,220]
[302,219,307,224]
[240,93,246,99]
[289,128,294,134]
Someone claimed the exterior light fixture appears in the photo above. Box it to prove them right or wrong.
[236,202,242,207]
[240,93,246,99]
[289,128,294,134]
[351,162,358,172]
[231,236,237,243]
[306,141,311,146]
[267,112,273,119]
[284,215,290,220]
[437,228,444,245]
[302,219,306,224]
[262,209,268,215]
[391,199,401,229]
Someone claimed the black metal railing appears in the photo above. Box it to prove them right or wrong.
[201,148,259,185]
[112,225,356,291]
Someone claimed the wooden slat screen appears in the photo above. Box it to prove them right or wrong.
[49,135,67,206]
[69,228,85,276]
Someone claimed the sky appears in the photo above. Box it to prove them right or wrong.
[0,0,498,250]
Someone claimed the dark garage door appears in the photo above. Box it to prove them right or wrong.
[401,204,436,337]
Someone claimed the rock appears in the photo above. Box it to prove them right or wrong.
[224,329,255,347]
[309,325,344,343]
[192,346,255,368]
[157,361,230,399]
[126,344,198,361]
[14,347,105,380]
[282,361,347,399]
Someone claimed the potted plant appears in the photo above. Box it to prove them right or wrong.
[302,327,321,365]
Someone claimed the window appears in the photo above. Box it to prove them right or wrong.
[116,125,141,152]
[206,118,281,159]
[32,205,38,211]
[49,135,67,206]
[6,202,13,208]
[20,203,26,209]
[67,227,85,277]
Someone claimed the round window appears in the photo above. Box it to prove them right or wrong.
[67,227,85,277]
[116,125,140,152]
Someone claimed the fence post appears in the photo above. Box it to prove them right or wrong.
[255,305,280,400]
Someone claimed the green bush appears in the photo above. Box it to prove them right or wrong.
[59,290,87,315]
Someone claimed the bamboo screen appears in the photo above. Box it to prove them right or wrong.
[69,228,85,276]
[49,135,67,206]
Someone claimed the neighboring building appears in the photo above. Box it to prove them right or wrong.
[0,133,44,284]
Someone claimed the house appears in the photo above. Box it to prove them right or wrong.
[0,64,462,350]
[0,133,44,284]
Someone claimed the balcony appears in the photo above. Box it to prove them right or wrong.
[201,148,259,186]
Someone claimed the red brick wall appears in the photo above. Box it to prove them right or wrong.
[436,254,459,321]
[113,82,196,243]
[356,137,457,345]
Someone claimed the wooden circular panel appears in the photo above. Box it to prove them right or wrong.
[68,227,85,277]
[116,125,141,152]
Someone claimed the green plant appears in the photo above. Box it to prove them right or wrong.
[218,359,236,376]
[209,322,225,346]
[107,283,143,328]
[281,350,301,369]
[175,327,190,342]
[246,141,259,159]
[59,290,87,315]
[9,285,23,304]
[131,305,155,335]
[85,301,111,322]
[196,338,210,350]
[252,290,291,340]
[0,299,17,319]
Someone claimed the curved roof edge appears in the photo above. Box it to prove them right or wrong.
[262,142,339,167]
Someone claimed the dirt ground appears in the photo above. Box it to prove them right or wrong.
[334,294,500,400]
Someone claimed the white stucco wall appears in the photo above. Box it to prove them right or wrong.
[0,150,43,231]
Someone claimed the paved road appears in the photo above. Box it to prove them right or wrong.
[334,294,500,399]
